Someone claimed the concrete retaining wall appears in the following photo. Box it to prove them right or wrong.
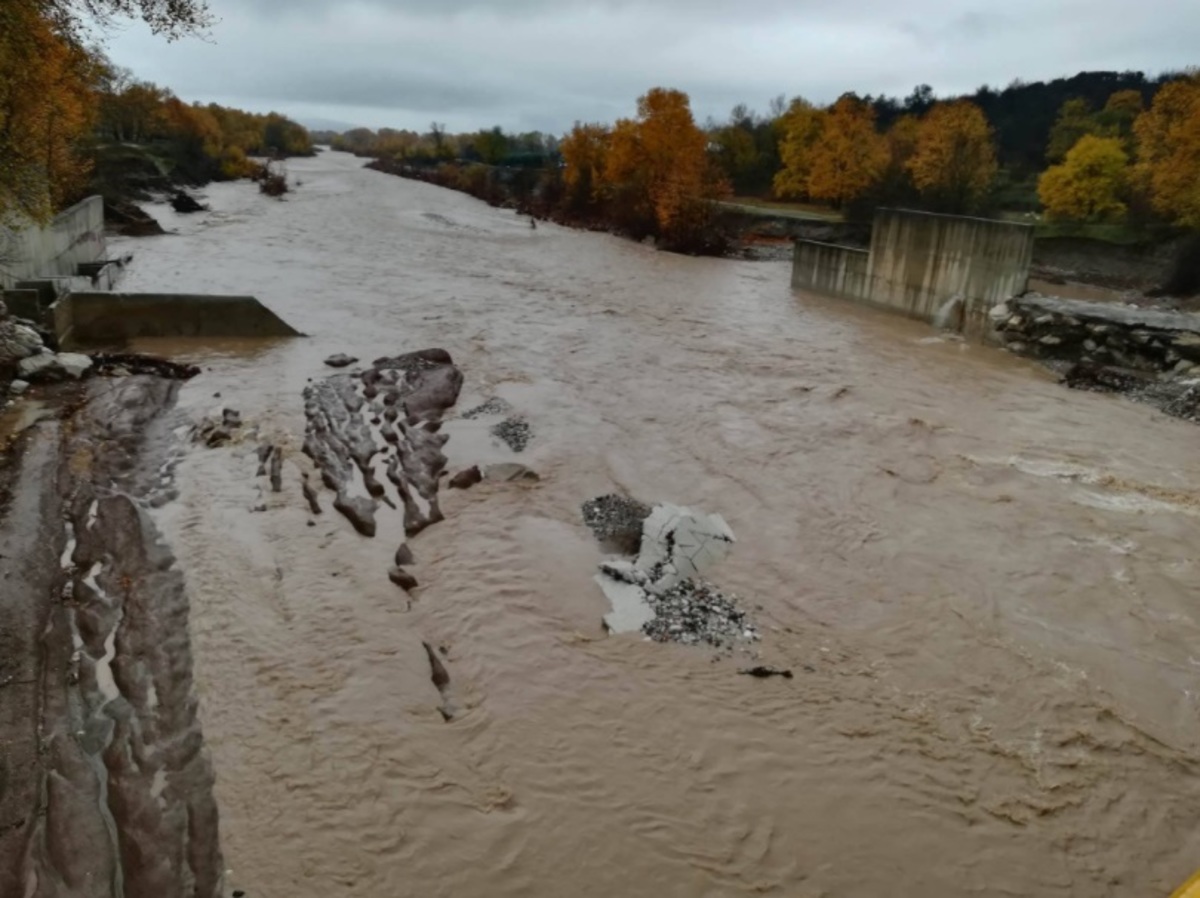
[56,293,303,349]
[793,208,1035,337]
[0,197,106,290]
[791,241,869,300]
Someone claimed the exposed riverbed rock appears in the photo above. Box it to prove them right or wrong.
[0,320,45,366]
[171,190,207,213]
[582,493,652,553]
[324,353,358,368]
[491,416,531,452]
[0,376,223,897]
[303,348,463,541]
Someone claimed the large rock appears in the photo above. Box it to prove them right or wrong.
[0,321,45,364]
[17,351,93,383]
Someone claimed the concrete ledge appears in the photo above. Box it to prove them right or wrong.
[55,292,303,349]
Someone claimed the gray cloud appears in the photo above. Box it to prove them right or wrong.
[104,0,1200,133]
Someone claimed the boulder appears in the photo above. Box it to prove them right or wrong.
[171,191,207,214]
[448,466,483,489]
[0,321,45,364]
[17,352,91,382]
[324,353,358,368]
[10,380,29,396]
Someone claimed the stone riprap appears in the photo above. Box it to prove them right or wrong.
[993,294,1200,423]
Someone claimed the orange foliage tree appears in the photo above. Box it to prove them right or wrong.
[560,123,611,213]
[0,1,101,221]
[805,95,888,207]
[907,100,998,213]
[772,97,824,199]
[1133,75,1200,227]
[602,87,729,249]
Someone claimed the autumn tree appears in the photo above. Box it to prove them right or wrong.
[907,100,998,213]
[1046,98,1096,163]
[0,1,101,220]
[1038,135,1129,221]
[560,123,610,213]
[773,97,824,199]
[804,94,888,207]
[40,0,213,40]
[1133,75,1200,227]
[472,126,510,165]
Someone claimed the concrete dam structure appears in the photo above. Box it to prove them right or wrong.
[0,196,107,290]
[56,292,304,349]
[792,208,1035,337]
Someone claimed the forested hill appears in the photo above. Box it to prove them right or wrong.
[870,70,1181,174]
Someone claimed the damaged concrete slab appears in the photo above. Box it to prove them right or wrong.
[596,503,736,634]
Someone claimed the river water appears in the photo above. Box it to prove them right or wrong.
[114,151,1200,897]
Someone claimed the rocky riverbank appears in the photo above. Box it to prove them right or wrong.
[992,294,1200,422]
[0,373,222,898]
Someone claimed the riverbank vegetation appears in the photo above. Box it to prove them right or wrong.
[339,68,1200,261]
[0,0,313,223]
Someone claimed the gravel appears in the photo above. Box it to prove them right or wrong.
[582,494,652,553]
[640,578,760,651]
[462,397,511,420]
[491,416,531,452]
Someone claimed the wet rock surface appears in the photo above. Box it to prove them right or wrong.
[0,376,222,897]
[996,295,1200,424]
[303,348,462,544]
[449,465,483,489]
[170,190,207,213]
[491,416,531,452]
[324,353,358,368]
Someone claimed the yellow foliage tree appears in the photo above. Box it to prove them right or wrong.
[1038,135,1129,221]
[560,123,611,209]
[1133,75,1200,228]
[907,100,998,213]
[772,97,824,199]
[805,94,888,207]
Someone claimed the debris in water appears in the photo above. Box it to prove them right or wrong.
[582,494,652,553]
[739,666,794,680]
[491,416,531,452]
[389,567,419,591]
[484,463,539,483]
[593,502,755,650]
[423,641,457,721]
[461,397,511,419]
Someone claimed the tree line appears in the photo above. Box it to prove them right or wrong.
[1,0,312,223]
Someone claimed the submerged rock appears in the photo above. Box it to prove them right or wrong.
[484,463,539,483]
[449,466,483,489]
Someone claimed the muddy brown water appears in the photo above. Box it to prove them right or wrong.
[109,152,1200,897]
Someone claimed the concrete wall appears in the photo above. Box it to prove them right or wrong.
[792,208,1035,336]
[0,196,106,290]
[56,293,303,349]
[866,209,1034,321]
[791,241,869,300]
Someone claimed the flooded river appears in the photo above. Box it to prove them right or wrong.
[113,151,1200,897]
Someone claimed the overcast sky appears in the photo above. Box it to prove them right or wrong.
[104,0,1199,134]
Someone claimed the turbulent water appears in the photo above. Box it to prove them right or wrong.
[112,152,1200,897]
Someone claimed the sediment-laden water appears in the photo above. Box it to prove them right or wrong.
[109,151,1200,897]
